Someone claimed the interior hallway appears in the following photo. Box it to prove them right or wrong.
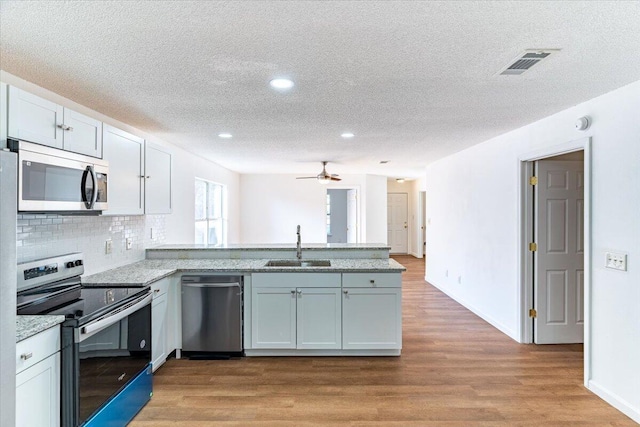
[131,255,634,426]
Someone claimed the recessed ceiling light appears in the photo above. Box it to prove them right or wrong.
[341,132,355,139]
[396,178,405,183]
[218,133,233,139]
[269,78,295,90]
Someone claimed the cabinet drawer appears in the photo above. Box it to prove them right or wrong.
[253,273,341,288]
[150,277,170,298]
[342,273,401,288]
[16,326,61,374]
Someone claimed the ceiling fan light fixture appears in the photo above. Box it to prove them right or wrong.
[341,132,355,139]
[317,176,331,184]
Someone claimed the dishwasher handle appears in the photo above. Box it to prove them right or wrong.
[181,282,241,289]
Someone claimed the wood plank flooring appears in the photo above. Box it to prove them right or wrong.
[131,256,634,426]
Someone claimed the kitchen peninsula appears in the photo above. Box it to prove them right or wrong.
[83,243,406,360]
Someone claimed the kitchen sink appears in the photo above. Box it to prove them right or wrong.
[265,260,331,267]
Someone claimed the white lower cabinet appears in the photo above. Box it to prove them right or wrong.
[251,287,296,349]
[151,276,178,371]
[297,288,341,350]
[342,287,402,350]
[251,273,342,350]
[15,326,61,427]
[152,291,168,371]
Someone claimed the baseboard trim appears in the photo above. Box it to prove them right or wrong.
[426,276,519,342]
[409,252,421,258]
[588,380,640,423]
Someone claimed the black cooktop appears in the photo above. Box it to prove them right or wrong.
[17,280,148,324]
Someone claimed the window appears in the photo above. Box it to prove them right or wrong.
[326,193,331,235]
[195,179,227,246]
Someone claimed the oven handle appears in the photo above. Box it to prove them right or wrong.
[80,292,151,342]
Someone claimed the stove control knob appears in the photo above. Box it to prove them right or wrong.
[75,260,83,267]
[66,262,75,268]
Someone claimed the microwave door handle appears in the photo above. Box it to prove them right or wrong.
[81,165,97,209]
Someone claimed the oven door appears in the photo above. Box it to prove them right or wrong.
[76,292,151,425]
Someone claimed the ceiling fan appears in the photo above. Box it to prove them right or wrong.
[296,161,342,184]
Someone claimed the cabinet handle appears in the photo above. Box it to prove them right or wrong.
[139,176,151,179]
[290,290,296,295]
[57,124,73,131]
[20,352,33,360]
[146,176,151,179]
[343,290,348,294]
[370,280,375,284]
[154,289,160,294]
[297,289,302,295]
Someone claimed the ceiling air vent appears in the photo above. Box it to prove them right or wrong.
[499,49,559,75]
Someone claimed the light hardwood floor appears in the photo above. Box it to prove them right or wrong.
[131,256,635,426]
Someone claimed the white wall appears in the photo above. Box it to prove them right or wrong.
[239,174,387,244]
[425,80,640,422]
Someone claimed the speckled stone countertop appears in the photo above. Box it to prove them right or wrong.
[83,258,406,287]
[17,315,65,342]
[147,243,391,251]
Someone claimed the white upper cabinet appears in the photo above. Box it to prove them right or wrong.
[102,124,145,215]
[145,143,172,214]
[61,108,102,157]
[7,86,102,157]
[8,86,64,149]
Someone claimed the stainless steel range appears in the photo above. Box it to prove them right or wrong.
[16,253,152,427]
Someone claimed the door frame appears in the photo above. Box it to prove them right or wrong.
[517,137,591,386]
[325,186,361,244]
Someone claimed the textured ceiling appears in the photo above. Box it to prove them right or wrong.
[1,1,639,178]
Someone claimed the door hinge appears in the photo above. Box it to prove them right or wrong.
[529,242,538,252]
[529,308,537,318]
[529,176,538,185]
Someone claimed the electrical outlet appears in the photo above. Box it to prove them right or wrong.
[605,252,627,271]
[105,239,112,254]
[458,276,462,284]
[126,237,132,250]
[445,269,449,278]
[150,227,154,240]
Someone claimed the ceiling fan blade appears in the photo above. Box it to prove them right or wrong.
[330,176,342,181]
[296,177,317,179]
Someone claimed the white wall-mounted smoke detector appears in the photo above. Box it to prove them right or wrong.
[575,116,591,131]
[498,49,560,75]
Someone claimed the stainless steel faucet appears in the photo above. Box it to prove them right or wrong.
[296,225,302,260]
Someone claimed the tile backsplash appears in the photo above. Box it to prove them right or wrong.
[17,214,166,275]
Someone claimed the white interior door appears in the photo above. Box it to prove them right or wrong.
[347,189,358,243]
[534,160,584,344]
[387,193,408,254]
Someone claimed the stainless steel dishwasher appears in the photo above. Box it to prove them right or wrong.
[181,275,243,355]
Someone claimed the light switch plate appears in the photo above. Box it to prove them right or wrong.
[105,239,112,254]
[605,252,627,271]
[126,237,132,250]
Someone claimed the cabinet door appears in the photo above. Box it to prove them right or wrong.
[102,124,144,215]
[342,288,402,350]
[152,292,168,371]
[144,144,172,214]
[251,287,296,349]
[8,86,63,149]
[16,352,60,427]
[62,108,102,157]
[296,288,341,350]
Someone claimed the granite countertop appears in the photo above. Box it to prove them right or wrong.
[17,315,65,342]
[83,258,406,287]
[147,243,391,251]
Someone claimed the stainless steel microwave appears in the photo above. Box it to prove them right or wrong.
[9,139,108,213]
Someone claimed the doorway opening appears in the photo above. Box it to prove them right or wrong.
[518,137,591,385]
[326,188,359,244]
